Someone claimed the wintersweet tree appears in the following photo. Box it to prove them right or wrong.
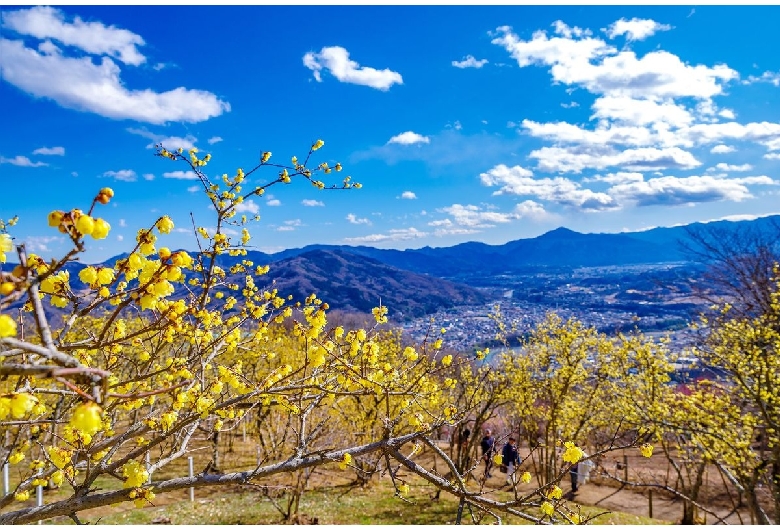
[0,141,632,525]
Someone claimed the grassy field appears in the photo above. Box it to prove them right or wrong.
[6,433,672,525]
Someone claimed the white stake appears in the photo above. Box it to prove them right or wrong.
[188,456,194,502]
[2,463,8,496]
[36,484,43,525]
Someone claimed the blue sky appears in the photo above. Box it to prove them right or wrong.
[2,5,780,263]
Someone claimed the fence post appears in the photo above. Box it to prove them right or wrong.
[648,490,653,519]
[188,456,195,502]
[36,484,43,525]
[623,455,628,482]
[146,452,152,483]
[3,463,8,496]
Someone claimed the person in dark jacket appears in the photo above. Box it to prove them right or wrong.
[480,429,495,478]
[501,436,522,484]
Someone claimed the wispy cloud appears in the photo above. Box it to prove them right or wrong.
[301,199,324,207]
[346,213,371,225]
[399,191,417,199]
[605,17,672,41]
[103,169,137,182]
[207,136,223,145]
[0,7,229,124]
[163,170,198,180]
[303,46,403,90]
[452,55,488,69]
[32,146,64,156]
[343,227,426,243]
[387,131,430,145]
[0,155,47,167]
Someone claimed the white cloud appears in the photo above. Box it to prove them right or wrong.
[590,96,693,128]
[400,191,417,199]
[303,46,402,91]
[530,146,701,173]
[266,199,281,207]
[764,153,780,160]
[452,55,488,69]
[712,163,753,172]
[711,144,735,154]
[116,234,124,242]
[0,38,229,124]
[277,219,303,232]
[103,169,136,182]
[480,164,617,211]
[0,155,47,167]
[605,18,672,42]
[2,6,146,65]
[24,235,64,253]
[492,25,737,100]
[439,201,551,227]
[207,136,223,145]
[346,213,371,225]
[343,227,426,243]
[127,128,198,150]
[609,174,775,206]
[552,20,592,39]
[143,173,155,181]
[163,170,198,180]
[187,185,199,193]
[719,109,736,120]
[301,199,324,207]
[119,219,127,227]
[387,131,430,145]
[234,199,260,214]
[745,71,780,87]
[32,146,64,156]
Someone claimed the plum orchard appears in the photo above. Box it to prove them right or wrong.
[0,142,650,525]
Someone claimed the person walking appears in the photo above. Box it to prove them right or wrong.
[501,436,522,484]
[480,429,495,478]
[570,462,579,492]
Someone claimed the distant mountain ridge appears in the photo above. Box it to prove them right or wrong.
[219,214,780,279]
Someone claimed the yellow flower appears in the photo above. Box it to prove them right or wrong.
[398,484,410,495]
[79,266,98,285]
[157,216,174,234]
[10,393,38,418]
[75,214,95,236]
[97,267,114,285]
[338,452,352,470]
[69,402,103,436]
[547,485,563,500]
[0,313,17,338]
[51,469,65,487]
[403,346,418,362]
[562,441,584,464]
[640,443,654,458]
[47,210,64,227]
[492,453,503,465]
[569,513,581,524]
[312,139,325,151]
[521,471,532,483]
[14,490,30,502]
[91,218,111,239]
[122,460,149,488]
[541,501,554,517]
[0,233,13,263]
[441,354,453,367]
[48,446,73,469]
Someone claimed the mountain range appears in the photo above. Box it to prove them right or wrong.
[6,214,779,320]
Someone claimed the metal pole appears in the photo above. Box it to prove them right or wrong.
[36,484,43,525]
[3,463,8,496]
[649,490,653,519]
[146,452,152,483]
[188,456,194,502]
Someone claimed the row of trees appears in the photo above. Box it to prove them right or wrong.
[0,141,778,524]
